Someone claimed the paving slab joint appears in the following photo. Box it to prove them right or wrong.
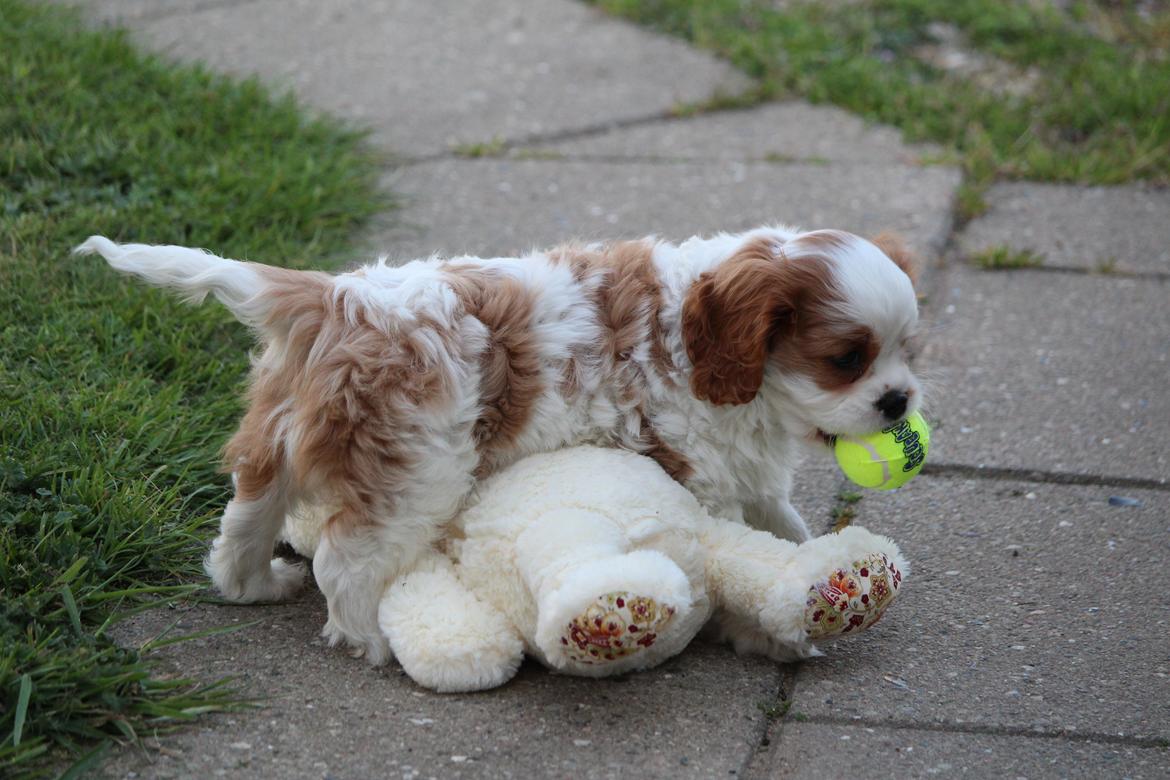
[395,89,821,168]
[738,664,801,778]
[790,714,1170,749]
[923,462,1169,492]
[119,0,266,24]
[393,110,684,166]
[957,261,1170,283]
[450,150,842,167]
[917,182,963,300]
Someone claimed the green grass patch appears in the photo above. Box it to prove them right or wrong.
[0,0,385,775]
[971,245,1045,269]
[955,179,991,224]
[671,82,774,116]
[829,486,864,532]
[452,136,508,158]
[838,489,863,505]
[829,503,858,530]
[1094,256,1120,275]
[592,0,1170,186]
[757,699,792,721]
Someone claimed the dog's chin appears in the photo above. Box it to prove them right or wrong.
[809,428,838,449]
[807,417,890,447]
[809,409,917,447]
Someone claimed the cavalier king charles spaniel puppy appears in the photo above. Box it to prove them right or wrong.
[77,225,921,664]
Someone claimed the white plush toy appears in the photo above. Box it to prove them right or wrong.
[283,446,907,693]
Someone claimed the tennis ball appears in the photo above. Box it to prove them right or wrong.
[834,412,930,490]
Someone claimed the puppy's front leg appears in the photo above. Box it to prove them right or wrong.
[743,497,812,543]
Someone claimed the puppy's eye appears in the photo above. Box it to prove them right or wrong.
[830,350,862,371]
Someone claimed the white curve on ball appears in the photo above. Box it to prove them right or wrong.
[842,435,891,486]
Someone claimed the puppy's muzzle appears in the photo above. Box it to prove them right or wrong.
[874,389,909,422]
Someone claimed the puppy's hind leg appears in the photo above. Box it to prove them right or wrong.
[313,508,437,667]
[205,466,306,603]
[207,407,306,603]
[314,446,479,666]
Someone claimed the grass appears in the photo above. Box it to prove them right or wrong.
[0,1,385,776]
[592,0,1170,189]
[971,245,1045,269]
[829,488,864,532]
[1094,256,1120,274]
[757,699,792,721]
[452,136,508,158]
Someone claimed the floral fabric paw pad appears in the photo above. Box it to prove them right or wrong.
[804,553,902,640]
[561,592,676,665]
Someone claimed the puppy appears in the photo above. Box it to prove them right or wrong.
[77,225,921,664]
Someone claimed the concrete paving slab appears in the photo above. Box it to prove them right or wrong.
[790,459,854,535]
[785,476,1170,740]
[102,591,780,779]
[100,0,749,158]
[923,266,1170,482]
[97,463,844,779]
[375,158,960,261]
[532,101,941,164]
[753,722,1169,779]
[957,182,1170,273]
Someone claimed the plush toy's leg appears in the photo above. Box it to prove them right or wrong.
[378,553,523,693]
[700,519,907,660]
[776,527,907,643]
[516,509,695,673]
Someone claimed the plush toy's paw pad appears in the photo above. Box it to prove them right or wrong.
[804,553,903,640]
[561,592,676,665]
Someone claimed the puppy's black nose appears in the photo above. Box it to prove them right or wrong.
[875,389,909,421]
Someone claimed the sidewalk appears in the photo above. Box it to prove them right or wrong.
[74,1,1170,777]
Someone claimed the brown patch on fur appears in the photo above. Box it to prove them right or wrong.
[797,229,853,254]
[221,266,334,501]
[222,402,284,501]
[773,322,878,392]
[296,304,445,533]
[558,357,578,396]
[443,265,544,473]
[682,237,839,405]
[253,265,335,327]
[222,265,468,533]
[638,414,693,483]
[870,231,919,286]
[549,240,674,400]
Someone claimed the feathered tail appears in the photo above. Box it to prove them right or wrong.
[75,236,323,328]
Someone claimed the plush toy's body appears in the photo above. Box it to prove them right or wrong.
[284,447,907,693]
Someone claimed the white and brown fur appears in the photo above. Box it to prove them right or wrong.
[77,226,921,664]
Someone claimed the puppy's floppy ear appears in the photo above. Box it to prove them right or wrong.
[682,239,811,406]
[870,231,918,287]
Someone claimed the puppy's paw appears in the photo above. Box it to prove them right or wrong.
[322,619,393,666]
[360,634,393,666]
[205,540,306,603]
[264,557,308,600]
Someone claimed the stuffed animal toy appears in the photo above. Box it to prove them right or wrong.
[282,446,907,693]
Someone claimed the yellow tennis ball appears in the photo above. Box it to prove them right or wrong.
[834,412,930,490]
